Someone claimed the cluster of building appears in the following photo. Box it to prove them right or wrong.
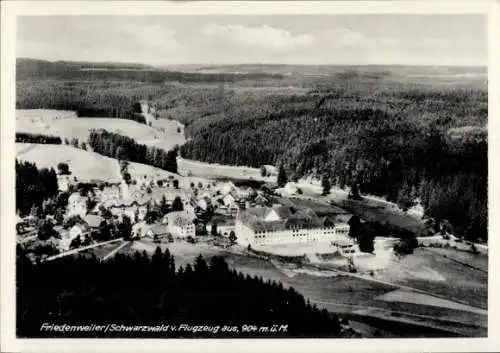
[236,205,354,255]
[47,171,356,257]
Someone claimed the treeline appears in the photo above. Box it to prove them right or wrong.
[16,160,59,216]
[17,80,146,124]
[76,101,145,124]
[16,247,342,338]
[88,129,178,174]
[180,89,488,241]
[16,58,285,83]
[16,132,61,144]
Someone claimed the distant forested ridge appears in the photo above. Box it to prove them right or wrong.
[16,247,342,338]
[180,88,487,241]
[88,129,178,174]
[16,132,62,144]
[16,58,284,83]
[16,160,59,215]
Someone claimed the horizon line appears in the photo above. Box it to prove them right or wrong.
[17,57,488,69]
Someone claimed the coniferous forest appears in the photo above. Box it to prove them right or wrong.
[88,129,178,174]
[16,59,488,241]
[16,160,59,216]
[16,247,342,338]
[179,89,487,241]
[16,132,62,145]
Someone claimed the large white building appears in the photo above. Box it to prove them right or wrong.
[163,210,195,238]
[67,193,88,217]
[235,205,351,248]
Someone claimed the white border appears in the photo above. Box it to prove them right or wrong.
[1,1,499,352]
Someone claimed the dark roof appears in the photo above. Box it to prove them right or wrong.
[148,224,169,235]
[270,206,293,219]
[238,206,330,233]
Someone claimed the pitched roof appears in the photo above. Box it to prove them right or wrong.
[238,206,327,233]
[147,224,169,235]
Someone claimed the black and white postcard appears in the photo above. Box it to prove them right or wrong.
[1,1,498,352]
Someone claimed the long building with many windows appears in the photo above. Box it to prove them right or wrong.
[235,205,351,248]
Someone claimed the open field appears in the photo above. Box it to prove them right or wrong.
[378,248,487,310]
[331,197,427,235]
[177,156,276,182]
[104,236,486,336]
[375,289,484,315]
[16,143,122,182]
[15,143,201,185]
[17,109,185,153]
[421,247,488,272]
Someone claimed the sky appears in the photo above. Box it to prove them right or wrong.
[16,15,487,66]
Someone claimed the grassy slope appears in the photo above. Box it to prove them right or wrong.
[15,143,185,184]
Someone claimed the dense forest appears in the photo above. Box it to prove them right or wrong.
[16,132,62,144]
[16,247,342,338]
[179,87,488,241]
[88,129,178,174]
[16,160,59,216]
[17,79,147,124]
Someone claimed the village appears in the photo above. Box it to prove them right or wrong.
[16,157,365,267]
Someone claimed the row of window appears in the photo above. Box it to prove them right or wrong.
[255,226,348,235]
[255,230,348,237]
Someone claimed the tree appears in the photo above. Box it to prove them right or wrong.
[173,179,179,189]
[211,221,218,236]
[86,197,97,214]
[123,172,132,185]
[228,231,237,244]
[160,195,169,215]
[348,216,361,239]
[37,219,56,240]
[118,215,133,240]
[145,210,159,224]
[157,180,163,187]
[81,142,87,150]
[54,208,64,224]
[69,235,82,249]
[348,182,362,200]
[57,162,70,175]
[260,166,267,177]
[71,137,79,148]
[99,205,113,219]
[277,164,287,187]
[172,196,183,212]
[358,233,375,253]
[321,173,331,196]
[97,220,111,241]
[394,236,418,255]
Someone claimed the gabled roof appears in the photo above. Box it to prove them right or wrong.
[238,205,326,233]
[147,224,169,235]
[71,223,89,232]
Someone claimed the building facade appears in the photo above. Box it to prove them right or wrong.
[235,205,351,248]
[163,210,195,238]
